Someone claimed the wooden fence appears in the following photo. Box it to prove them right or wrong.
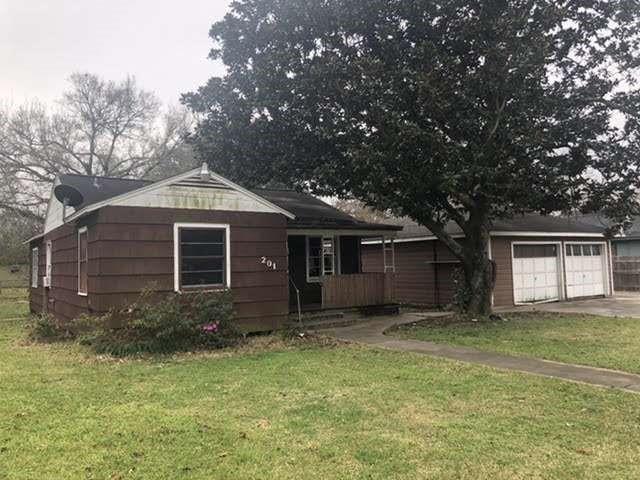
[321,273,396,309]
[613,257,640,291]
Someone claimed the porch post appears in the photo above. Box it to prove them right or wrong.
[381,236,387,273]
[390,238,396,273]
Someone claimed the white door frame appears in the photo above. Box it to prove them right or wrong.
[562,241,610,297]
[511,241,564,306]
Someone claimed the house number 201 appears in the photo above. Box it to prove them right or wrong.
[261,257,277,270]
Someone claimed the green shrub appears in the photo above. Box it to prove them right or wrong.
[82,289,240,356]
[27,313,73,342]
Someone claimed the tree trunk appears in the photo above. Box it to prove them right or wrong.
[460,227,494,316]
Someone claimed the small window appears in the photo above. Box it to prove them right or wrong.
[177,227,227,289]
[307,236,337,281]
[513,244,557,259]
[45,241,52,286]
[566,245,572,256]
[78,228,88,295]
[323,238,335,275]
[31,247,39,288]
[592,244,601,256]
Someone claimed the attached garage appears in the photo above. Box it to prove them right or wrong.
[362,215,614,308]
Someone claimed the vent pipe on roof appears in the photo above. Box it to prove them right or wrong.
[200,163,211,181]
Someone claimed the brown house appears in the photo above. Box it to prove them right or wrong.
[28,165,400,332]
[362,216,614,308]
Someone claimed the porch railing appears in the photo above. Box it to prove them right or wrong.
[321,273,395,309]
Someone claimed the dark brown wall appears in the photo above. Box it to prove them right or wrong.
[30,220,94,321]
[29,238,45,314]
[361,240,459,306]
[31,206,289,332]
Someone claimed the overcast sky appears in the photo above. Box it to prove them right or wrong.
[0,0,231,107]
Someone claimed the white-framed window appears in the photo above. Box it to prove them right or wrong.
[31,247,39,288]
[78,227,88,296]
[173,223,231,291]
[45,240,52,287]
[306,236,339,282]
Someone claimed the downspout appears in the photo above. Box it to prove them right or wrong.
[433,240,440,306]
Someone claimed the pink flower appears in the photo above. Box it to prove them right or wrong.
[201,322,219,333]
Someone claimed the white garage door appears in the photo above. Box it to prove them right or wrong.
[565,244,605,298]
[512,244,560,304]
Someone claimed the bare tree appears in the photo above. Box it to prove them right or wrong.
[0,213,40,265]
[333,198,391,224]
[0,73,195,220]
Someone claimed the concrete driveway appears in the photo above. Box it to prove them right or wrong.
[497,292,640,318]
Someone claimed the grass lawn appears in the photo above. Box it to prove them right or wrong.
[393,312,640,374]
[3,298,640,479]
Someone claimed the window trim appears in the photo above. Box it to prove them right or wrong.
[173,223,231,292]
[306,235,340,283]
[77,227,88,296]
[31,247,39,288]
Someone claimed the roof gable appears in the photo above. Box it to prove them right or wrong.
[60,167,295,222]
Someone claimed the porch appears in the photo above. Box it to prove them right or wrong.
[287,232,398,313]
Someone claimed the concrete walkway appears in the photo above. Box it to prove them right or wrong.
[319,312,640,394]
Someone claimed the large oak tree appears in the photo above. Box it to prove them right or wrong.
[185,0,640,314]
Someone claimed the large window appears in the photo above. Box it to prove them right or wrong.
[174,224,230,291]
[306,236,338,281]
[31,247,38,288]
[78,227,88,295]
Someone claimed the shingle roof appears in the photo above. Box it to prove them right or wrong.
[58,174,151,210]
[388,213,605,240]
[579,213,640,240]
[54,173,400,232]
[251,188,401,231]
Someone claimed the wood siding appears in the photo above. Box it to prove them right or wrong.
[490,237,515,307]
[362,240,459,306]
[30,220,93,321]
[322,273,395,309]
[30,206,289,332]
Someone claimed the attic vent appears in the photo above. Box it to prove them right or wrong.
[200,163,210,181]
[175,174,233,190]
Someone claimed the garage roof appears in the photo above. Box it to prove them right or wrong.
[389,213,605,240]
